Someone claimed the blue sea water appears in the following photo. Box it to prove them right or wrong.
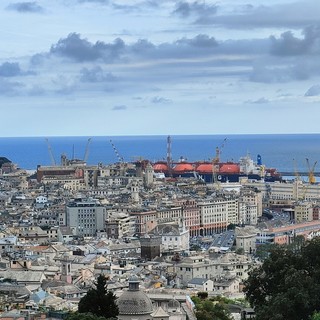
[0,134,320,174]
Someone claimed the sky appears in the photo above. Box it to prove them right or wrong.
[1,0,320,136]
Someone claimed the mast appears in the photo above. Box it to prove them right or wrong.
[167,135,172,176]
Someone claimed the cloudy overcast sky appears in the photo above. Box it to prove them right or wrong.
[1,0,320,136]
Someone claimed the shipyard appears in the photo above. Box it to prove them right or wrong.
[0,135,319,319]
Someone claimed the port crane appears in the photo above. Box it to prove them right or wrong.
[306,158,317,184]
[109,139,124,163]
[83,138,92,163]
[212,138,227,185]
[45,138,57,166]
[213,138,227,164]
[293,158,301,182]
[167,135,172,177]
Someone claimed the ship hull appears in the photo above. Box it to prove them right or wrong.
[172,172,282,183]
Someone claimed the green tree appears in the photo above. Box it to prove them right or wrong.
[254,243,272,261]
[191,296,232,320]
[78,274,119,319]
[244,238,320,320]
[197,291,208,300]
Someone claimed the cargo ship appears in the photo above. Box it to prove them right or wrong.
[152,154,282,183]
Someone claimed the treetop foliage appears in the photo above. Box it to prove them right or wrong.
[78,274,119,320]
[191,295,233,320]
[244,237,320,320]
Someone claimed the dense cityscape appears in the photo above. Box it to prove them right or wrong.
[0,137,320,319]
[1,0,319,318]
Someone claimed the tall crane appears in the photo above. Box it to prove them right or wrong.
[213,138,227,164]
[83,138,92,163]
[212,138,227,185]
[306,158,317,184]
[293,158,301,182]
[293,158,303,200]
[109,139,124,163]
[45,138,56,166]
[167,135,172,177]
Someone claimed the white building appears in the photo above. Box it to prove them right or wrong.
[154,223,189,254]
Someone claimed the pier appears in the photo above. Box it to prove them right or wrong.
[280,172,320,177]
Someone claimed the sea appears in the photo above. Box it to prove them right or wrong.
[1,134,320,178]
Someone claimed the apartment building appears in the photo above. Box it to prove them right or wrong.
[64,198,107,237]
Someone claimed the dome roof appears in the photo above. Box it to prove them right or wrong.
[117,276,153,315]
[117,290,153,315]
[196,163,213,173]
[173,163,194,173]
[168,299,180,309]
[219,163,240,173]
[153,162,168,172]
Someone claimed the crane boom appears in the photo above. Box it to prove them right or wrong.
[83,138,92,163]
[293,158,301,181]
[213,138,227,163]
[306,158,317,184]
[45,138,56,166]
[109,139,124,163]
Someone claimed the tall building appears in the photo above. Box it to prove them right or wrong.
[144,162,154,187]
[64,198,107,237]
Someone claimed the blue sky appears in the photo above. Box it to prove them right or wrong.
[1,0,320,136]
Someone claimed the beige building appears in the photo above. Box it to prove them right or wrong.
[198,198,238,235]
[294,201,314,222]
[106,211,136,238]
[175,253,254,285]
[244,180,320,204]
[235,226,257,254]
[239,188,262,225]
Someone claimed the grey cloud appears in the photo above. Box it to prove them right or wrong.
[50,33,125,62]
[30,53,47,66]
[78,0,109,3]
[46,33,222,65]
[80,66,116,83]
[197,1,320,29]
[31,31,320,89]
[0,79,24,95]
[270,26,320,56]
[29,85,45,96]
[270,31,307,56]
[173,1,217,18]
[305,85,320,96]
[0,62,22,77]
[176,34,218,48]
[52,75,77,95]
[250,56,320,83]
[250,65,293,83]
[112,1,159,12]
[131,39,155,53]
[7,2,44,13]
[112,105,127,110]
[151,96,171,104]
